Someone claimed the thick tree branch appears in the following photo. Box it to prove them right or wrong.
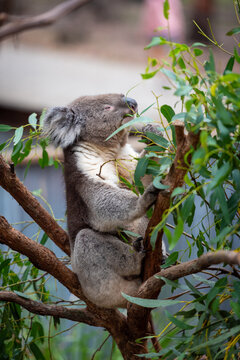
[0,291,101,326]
[129,125,199,339]
[0,0,92,41]
[128,250,240,339]
[0,155,70,255]
[142,124,199,281]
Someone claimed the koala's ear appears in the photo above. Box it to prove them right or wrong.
[43,107,81,148]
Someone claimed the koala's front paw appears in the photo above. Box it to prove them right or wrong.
[142,124,163,138]
[133,237,146,253]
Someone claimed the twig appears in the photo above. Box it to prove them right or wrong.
[91,334,111,360]
[139,250,240,299]
[0,291,100,325]
[0,0,92,41]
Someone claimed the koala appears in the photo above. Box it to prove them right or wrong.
[43,93,166,308]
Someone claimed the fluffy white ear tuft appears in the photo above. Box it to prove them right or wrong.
[43,107,81,148]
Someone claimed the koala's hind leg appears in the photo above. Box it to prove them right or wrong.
[71,229,143,308]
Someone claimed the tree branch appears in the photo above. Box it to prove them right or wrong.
[0,0,92,41]
[129,125,199,338]
[129,250,240,310]
[0,215,134,352]
[0,215,83,299]
[142,124,199,281]
[0,155,70,255]
[0,291,101,326]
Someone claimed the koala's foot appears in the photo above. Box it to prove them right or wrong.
[161,254,167,265]
[133,236,146,253]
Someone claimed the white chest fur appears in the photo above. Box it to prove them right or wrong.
[73,142,139,187]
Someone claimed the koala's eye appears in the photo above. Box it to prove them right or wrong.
[103,105,114,111]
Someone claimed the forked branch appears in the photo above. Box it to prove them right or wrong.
[0,0,92,41]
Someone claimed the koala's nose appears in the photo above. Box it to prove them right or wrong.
[124,97,138,112]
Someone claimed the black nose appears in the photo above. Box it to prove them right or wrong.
[124,97,138,112]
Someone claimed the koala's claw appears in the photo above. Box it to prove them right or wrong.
[133,236,144,252]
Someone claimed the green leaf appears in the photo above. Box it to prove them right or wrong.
[0,142,6,151]
[141,69,159,79]
[139,103,155,116]
[185,278,202,296]
[204,49,215,72]
[161,251,178,268]
[13,126,23,145]
[105,116,154,141]
[208,162,232,191]
[181,194,195,222]
[160,104,176,145]
[161,68,178,82]
[234,47,240,63]
[171,187,185,197]
[134,157,149,193]
[28,113,38,130]
[145,131,169,149]
[169,216,183,250]
[165,310,194,330]
[231,301,240,318]
[193,48,203,57]
[11,141,23,164]
[191,42,207,47]
[163,0,170,19]
[0,124,13,132]
[0,259,11,273]
[121,293,183,308]
[145,36,167,49]
[215,186,230,224]
[31,322,45,343]
[153,176,170,190]
[38,149,49,168]
[29,342,46,360]
[160,104,175,123]
[174,85,192,97]
[24,159,32,179]
[190,325,240,351]
[177,56,186,69]
[223,56,235,74]
[211,225,232,245]
[40,233,48,245]
[226,26,240,36]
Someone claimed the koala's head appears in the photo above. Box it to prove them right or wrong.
[43,94,138,149]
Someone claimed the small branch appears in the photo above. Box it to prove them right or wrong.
[127,251,240,340]
[0,0,92,41]
[139,250,240,299]
[0,155,70,255]
[0,291,101,326]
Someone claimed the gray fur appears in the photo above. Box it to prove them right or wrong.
[43,93,165,308]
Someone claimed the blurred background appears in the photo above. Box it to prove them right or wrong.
[0,0,237,358]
